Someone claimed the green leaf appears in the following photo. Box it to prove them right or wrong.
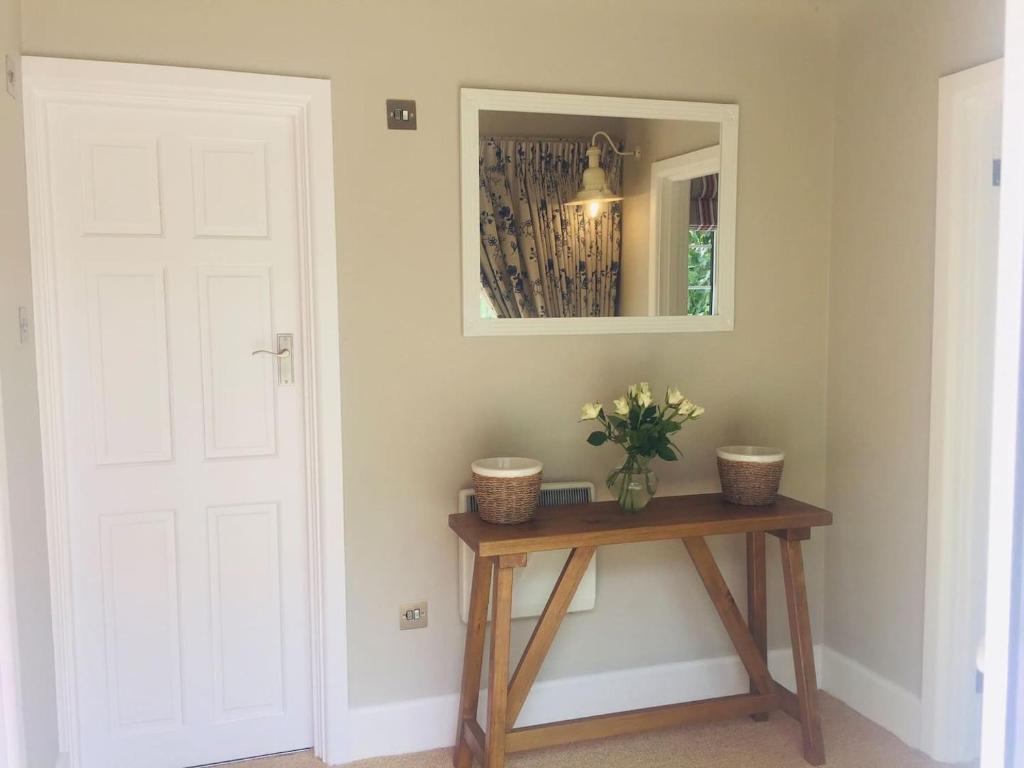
[656,445,678,461]
[587,431,608,446]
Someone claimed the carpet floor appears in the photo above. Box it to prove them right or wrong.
[208,694,970,768]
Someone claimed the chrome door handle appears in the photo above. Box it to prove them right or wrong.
[251,348,291,358]
[251,333,294,384]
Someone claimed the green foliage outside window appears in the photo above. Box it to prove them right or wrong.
[480,288,498,318]
[687,229,715,316]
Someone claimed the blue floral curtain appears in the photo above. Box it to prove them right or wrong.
[479,137,622,318]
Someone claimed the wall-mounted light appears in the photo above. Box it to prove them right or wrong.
[563,131,640,219]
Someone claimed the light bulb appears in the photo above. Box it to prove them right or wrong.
[587,201,602,219]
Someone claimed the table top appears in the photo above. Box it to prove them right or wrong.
[449,493,832,556]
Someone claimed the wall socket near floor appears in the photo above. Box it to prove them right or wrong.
[399,601,428,630]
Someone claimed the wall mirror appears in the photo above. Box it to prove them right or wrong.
[460,88,738,336]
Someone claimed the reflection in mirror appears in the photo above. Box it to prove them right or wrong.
[477,110,721,319]
[460,90,738,336]
[649,146,722,317]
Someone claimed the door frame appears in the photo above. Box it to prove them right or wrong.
[922,57,1003,763]
[646,145,723,317]
[981,0,1024,760]
[21,57,349,767]
[0,373,27,768]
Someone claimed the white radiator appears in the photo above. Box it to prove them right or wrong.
[458,482,598,622]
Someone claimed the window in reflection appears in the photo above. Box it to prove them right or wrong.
[687,229,716,317]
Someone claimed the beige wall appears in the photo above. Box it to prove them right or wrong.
[825,0,1004,695]
[0,0,59,763]
[20,0,836,708]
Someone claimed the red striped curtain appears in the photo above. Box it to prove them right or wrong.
[689,174,719,231]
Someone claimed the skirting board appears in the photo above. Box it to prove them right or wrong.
[344,645,926,764]
[820,647,922,752]
[344,645,823,763]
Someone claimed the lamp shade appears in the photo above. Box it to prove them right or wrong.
[563,145,623,211]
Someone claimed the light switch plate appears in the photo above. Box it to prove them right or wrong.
[399,601,428,630]
[386,99,417,130]
[5,54,18,100]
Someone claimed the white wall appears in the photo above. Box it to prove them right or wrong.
[0,0,59,763]
[19,0,836,709]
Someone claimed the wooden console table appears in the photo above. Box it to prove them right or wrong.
[448,493,832,768]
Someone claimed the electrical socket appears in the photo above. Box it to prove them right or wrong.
[399,601,428,630]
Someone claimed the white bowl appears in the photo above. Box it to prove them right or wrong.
[471,457,543,478]
[716,445,785,463]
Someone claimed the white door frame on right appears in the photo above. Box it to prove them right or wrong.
[922,57,1003,763]
[0,373,27,768]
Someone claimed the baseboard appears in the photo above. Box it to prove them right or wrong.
[48,647,923,766]
[820,647,922,752]
[344,645,822,763]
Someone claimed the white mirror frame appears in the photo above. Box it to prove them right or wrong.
[461,88,739,336]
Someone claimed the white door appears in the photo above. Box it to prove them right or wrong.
[29,63,323,768]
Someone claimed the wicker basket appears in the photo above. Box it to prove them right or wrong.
[717,446,785,506]
[471,458,543,525]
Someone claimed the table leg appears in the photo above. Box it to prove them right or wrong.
[746,531,769,721]
[453,554,492,768]
[485,558,515,768]
[780,536,826,766]
[684,537,775,696]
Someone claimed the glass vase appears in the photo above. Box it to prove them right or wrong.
[606,455,658,513]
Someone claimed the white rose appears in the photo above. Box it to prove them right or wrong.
[678,399,695,415]
[638,382,652,398]
[666,388,684,406]
[579,402,603,421]
[627,383,640,398]
[690,405,705,419]
[637,390,653,408]
[613,397,629,416]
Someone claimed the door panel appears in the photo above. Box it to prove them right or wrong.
[42,86,312,768]
[86,266,174,465]
[99,510,183,733]
[207,503,284,721]
[78,133,163,235]
[197,266,277,458]
[190,138,269,237]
